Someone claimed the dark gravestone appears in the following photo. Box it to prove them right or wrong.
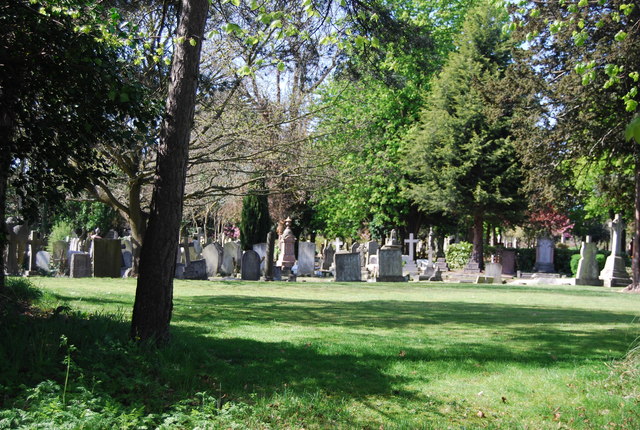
[321,245,335,270]
[334,252,362,282]
[501,249,516,275]
[93,239,121,278]
[297,242,316,276]
[70,253,92,278]
[241,250,261,281]
[184,259,208,280]
[265,230,276,281]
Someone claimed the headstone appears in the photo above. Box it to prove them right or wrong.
[365,240,379,260]
[334,252,362,282]
[202,242,223,277]
[105,229,119,239]
[35,250,51,272]
[184,259,208,280]
[533,236,555,273]
[376,248,405,282]
[600,214,632,287]
[333,237,344,253]
[241,250,261,281]
[321,245,335,271]
[92,238,121,278]
[435,257,449,272]
[175,263,185,279]
[122,249,133,269]
[252,243,268,274]
[576,236,603,286]
[501,249,516,275]
[276,217,296,269]
[350,242,360,253]
[297,242,316,276]
[70,253,92,278]
[463,261,481,274]
[485,262,503,284]
[265,230,276,281]
[220,241,241,276]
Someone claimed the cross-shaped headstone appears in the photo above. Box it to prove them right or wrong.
[404,233,419,262]
[334,237,344,252]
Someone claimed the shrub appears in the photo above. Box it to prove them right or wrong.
[445,242,473,269]
[46,220,74,255]
[555,248,579,274]
[515,248,535,272]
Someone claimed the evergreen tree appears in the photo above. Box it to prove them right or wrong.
[402,1,525,270]
[240,184,271,250]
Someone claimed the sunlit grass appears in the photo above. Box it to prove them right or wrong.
[3,277,640,428]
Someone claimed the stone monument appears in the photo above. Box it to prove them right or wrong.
[600,214,632,287]
[575,236,603,286]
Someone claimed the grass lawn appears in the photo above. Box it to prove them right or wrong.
[2,277,640,429]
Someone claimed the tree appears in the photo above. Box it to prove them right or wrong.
[402,1,525,270]
[0,0,152,289]
[131,0,209,343]
[510,0,640,290]
[311,0,477,239]
[240,183,271,250]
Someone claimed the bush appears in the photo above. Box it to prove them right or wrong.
[46,220,74,255]
[445,242,473,269]
[515,248,535,272]
[555,248,579,275]
[570,253,581,276]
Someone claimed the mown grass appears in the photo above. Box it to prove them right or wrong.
[1,277,639,429]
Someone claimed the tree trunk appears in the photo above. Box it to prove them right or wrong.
[130,0,209,343]
[471,211,485,271]
[626,158,640,292]
[0,107,13,291]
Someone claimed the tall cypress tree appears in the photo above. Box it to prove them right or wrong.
[240,183,272,251]
[402,1,525,270]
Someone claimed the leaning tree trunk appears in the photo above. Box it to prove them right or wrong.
[471,211,485,271]
[0,107,14,291]
[629,158,640,291]
[130,0,209,343]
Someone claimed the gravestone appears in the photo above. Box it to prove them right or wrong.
[220,241,241,276]
[241,250,261,281]
[485,262,503,284]
[5,218,29,275]
[501,249,516,275]
[333,237,344,253]
[365,240,379,260]
[35,251,51,272]
[533,237,555,273]
[252,243,267,274]
[265,230,276,281]
[576,236,603,286]
[463,261,481,274]
[184,259,208,280]
[376,249,405,282]
[297,242,316,276]
[434,257,449,272]
[276,217,296,269]
[92,238,121,278]
[122,249,133,270]
[321,245,335,271]
[403,233,420,274]
[334,252,362,282]
[600,214,631,287]
[202,242,223,277]
[350,242,360,253]
[70,253,92,278]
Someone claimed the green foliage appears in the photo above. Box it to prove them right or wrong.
[239,188,271,250]
[516,248,535,272]
[445,241,473,269]
[403,1,524,223]
[555,248,579,275]
[569,252,606,276]
[52,201,120,235]
[3,278,640,428]
[46,221,75,255]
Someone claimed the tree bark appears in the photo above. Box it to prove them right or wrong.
[626,158,640,292]
[130,0,209,343]
[0,106,14,291]
[471,211,485,271]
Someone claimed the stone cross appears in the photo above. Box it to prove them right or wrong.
[334,237,344,252]
[404,233,419,262]
[610,214,625,256]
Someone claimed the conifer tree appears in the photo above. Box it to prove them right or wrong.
[403,1,525,270]
[240,183,271,251]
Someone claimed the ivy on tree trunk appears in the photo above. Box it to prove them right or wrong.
[130,0,209,343]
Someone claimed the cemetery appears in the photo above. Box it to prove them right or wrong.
[2,0,640,428]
